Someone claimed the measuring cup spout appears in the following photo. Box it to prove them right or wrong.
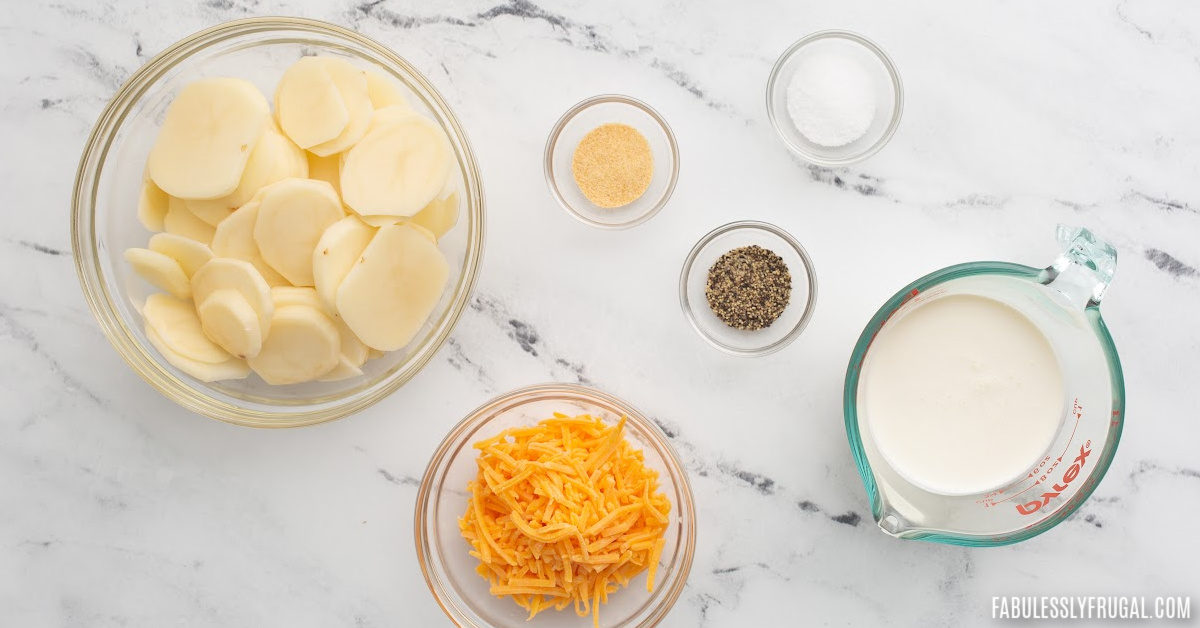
[876,508,913,538]
[1040,225,1118,309]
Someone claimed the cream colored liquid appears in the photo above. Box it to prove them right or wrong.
[862,294,1065,495]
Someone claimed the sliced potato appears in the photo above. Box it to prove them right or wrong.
[336,224,449,351]
[356,214,404,228]
[317,356,364,382]
[198,288,262,360]
[308,58,374,157]
[411,191,460,239]
[276,57,349,149]
[163,196,216,245]
[366,347,385,361]
[211,201,290,286]
[312,215,376,316]
[408,223,437,244]
[142,293,229,363]
[270,286,323,310]
[271,286,367,366]
[148,78,270,200]
[182,196,237,227]
[336,320,369,367]
[183,123,309,224]
[124,248,191,299]
[138,177,169,232]
[253,178,343,286]
[365,70,410,110]
[306,151,342,199]
[148,233,214,278]
[341,115,452,217]
[191,258,274,336]
[146,325,250,382]
[247,304,341,385]
[366,105,417,133]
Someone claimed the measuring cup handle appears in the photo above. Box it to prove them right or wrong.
[1040,224,1118,308]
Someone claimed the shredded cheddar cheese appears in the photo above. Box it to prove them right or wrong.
[459,413,671,627]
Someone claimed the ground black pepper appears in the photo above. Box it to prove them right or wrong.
[705,245,792,330]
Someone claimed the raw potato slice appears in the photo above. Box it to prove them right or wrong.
[164,196,216,245]
[341,115,452,217]
[276,57,349,149]
[191,258,274,336]
[365,70,410,110]
[142,293,229,364]
[148,233,214,277]
[184,123,308,224]
[253,178,343,286]
[125,248,191,299]
[148,78,270,200]
[335,315,369,366]
[271,286,367,366]
[183,196,238,227]
[211,201,290,286]
[411,191,460,239]
[138,177,169,232]
[357,214,404,228]
[271,286,323,310]
[308,58,374,157]
[409,223,437,244]
[367,348,385,361]
[198,288,262,359]
[307,152,342,199]
[317,356,363,382]
[146,325,250,382]
[367,105,417,133]
[312,215,376,316]
[247,305,341,385]
[336,224,450,351]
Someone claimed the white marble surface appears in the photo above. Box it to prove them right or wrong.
[3,0,1200,625]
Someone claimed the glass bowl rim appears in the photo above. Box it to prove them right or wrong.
[841,261,1126,546]
[764,29,904,167]
[413,382,698,627]
[70,16,486,428]
[543,94,680,231]
[678,220,819,357]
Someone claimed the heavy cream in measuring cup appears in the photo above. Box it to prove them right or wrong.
[862,294,1065,495]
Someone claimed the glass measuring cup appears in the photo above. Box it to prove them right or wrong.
[843,225,1125,546]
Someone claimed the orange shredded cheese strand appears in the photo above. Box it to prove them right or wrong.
[459,414,671,628]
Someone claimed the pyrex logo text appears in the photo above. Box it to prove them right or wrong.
[1016,441,1091,516]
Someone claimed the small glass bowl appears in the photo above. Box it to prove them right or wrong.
[679,221,818,357]
[415,383,696,628]
[544,95,679,230]
[71,18,485,427]
[766,30,903,166]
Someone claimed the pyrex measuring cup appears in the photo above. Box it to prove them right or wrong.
[844,225,1125,546]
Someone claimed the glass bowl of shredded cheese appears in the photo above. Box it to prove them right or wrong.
[415,383,696,628]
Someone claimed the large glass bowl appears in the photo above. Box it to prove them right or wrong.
[415,384,696,628]
[71,17,485,428]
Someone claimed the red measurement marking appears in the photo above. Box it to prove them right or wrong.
[982,402,1085,511]
[1016,440,1092,516]
[995,480,1040,504]
[866,288,922,347]
[1056,398,1083,462]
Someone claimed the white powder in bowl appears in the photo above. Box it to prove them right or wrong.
[785,52,876,147]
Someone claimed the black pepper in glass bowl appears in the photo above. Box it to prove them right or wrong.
[679,221,817,356]
[705,245,792,331]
